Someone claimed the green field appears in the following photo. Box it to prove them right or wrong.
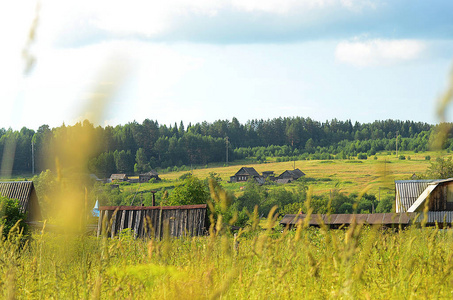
[121,150,445,201]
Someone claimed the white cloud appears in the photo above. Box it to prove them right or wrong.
[36,0,380,46]
[335,39,426,67]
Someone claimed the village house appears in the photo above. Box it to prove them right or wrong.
[276,168,305,184]
[110,174,128,182]
[230,167,264,184]
[139,170,160,183]
[262,171,275,181]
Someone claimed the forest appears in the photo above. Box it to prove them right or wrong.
[0,117,450,177]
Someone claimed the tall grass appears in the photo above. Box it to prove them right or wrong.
[2,217,453,299]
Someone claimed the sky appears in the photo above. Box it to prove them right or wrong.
[1,0,453,130]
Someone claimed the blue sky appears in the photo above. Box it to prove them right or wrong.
[1,0,453,130]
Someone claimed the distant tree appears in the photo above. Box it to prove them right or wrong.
[376,196,394,213]
[114,150,134,174]
[167,174,209,206]
[305,138,315,153]
[426,157,453,179]
[134,148,149,173]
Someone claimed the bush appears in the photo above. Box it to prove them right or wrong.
[425,155,431,161]
[0,196,28,238]
[399,155,406,160]
[357,153,367,160]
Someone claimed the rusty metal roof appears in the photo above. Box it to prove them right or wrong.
[280,211,453,227]
[280,213,414,226]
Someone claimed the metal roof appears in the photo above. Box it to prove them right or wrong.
[280,213,414,226]
[395,178,453,212]
[0,181,33,213]
[280,212,453,227]
[0,181,42,221]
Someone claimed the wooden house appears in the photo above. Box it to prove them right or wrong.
[230,167,264,184]
[395,178,453,213]
[139,170,160,183]
[97,204,208,239]
[110,174,128,182]
[0,181,42,222]
[280,178,453,229]
[276,168,305,182]
[262,171,275,181]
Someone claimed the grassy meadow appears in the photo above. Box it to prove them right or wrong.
[4,217,453,299]
[122,150,444,200]
[2,150,452,299]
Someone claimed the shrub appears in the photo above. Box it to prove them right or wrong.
[357,153,367,160]
[0,196,28,238]
[399,155,406,160]
[425,155,431,161]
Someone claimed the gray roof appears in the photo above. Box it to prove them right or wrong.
[278,168,305,180]
[276,178,292,184]
[140,170,159,176]
[0,181,42,221]
[235,167,261,177]
[395,179,453,212]
[280,211,453,227]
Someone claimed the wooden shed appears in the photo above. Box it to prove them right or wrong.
[110,174,128,182]
[395,178,453,213]
[0,181,42,222]
[97,204,208,239]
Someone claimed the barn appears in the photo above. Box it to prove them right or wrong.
[0,181,42,222]
[97,204,208,239]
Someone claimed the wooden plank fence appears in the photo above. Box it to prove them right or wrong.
[97,204,208,239]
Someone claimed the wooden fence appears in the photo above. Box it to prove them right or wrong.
[97,204,208,239]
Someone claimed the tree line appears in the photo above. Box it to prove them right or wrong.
[1,117,451,177]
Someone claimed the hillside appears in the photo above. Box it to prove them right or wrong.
[124,150,442,200]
